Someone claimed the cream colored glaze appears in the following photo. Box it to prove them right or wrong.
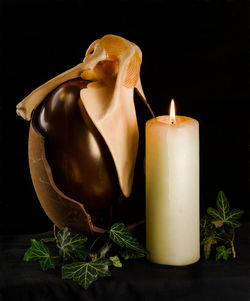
[16,34,148,197]
[146,116,200,265]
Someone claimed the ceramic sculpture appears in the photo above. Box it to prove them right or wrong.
[16,34,154,236]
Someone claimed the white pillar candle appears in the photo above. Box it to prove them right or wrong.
[146,102,199,266]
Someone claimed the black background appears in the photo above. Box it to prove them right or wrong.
[0,0,248,234]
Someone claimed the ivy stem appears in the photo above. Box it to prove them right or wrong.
[41,237,56,243]
[214,236,224,241]
[230,229,236,258]
[89,233,106,254]
[53,224,57,239]
[53,224,61,249]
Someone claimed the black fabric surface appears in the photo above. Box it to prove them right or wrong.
[0,224,249,301]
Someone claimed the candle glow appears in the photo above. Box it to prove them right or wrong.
[170,99,176,124]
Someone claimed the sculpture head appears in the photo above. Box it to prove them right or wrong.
[16,34,144,121]
[80,35,142,89]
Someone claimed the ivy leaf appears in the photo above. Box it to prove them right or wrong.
[109,223,148,254]
[203,235,217,260]
[216,246,232,261]
[200,215,211,230]
[227,209,244,220]
[225,210,244,228]
[57,227,88,261]
[119,249,146,260]
[99,243,112,258]
[207,207,222,221]
[109,256,122,268]
[201,191,244,261]
[207,191,244,229]
[24,239,54,271]
[214,226,226,237]
[62,258,111,289]
[216,191,230,218]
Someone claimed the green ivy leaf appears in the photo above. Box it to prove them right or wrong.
[216,246,232,261]
[62,258,111,289]
[225,210,244,228]
[24,239,54,271]
[214,226,226,237]
[201,191,245,261]
[200,215,211,230]
[216,191,230,219]
[207,207,222,221]
[109,223,148,254]
[119,249,146,260]
[109,256,122,268]
[57,227,88,261]
[207,192,244,228]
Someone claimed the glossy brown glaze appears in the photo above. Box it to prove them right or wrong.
[34,78,121,216]
[32,78,154,231]
[28,122,96,235]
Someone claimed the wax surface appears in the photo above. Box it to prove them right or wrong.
[146,116,200,266]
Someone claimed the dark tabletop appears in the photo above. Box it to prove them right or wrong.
[0,223,250,301]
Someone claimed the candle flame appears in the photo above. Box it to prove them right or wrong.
[170,99,176,124]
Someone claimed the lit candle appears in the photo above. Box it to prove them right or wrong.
[145,100,199,266]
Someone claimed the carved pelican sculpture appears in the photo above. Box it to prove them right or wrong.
[16,34,154,235]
